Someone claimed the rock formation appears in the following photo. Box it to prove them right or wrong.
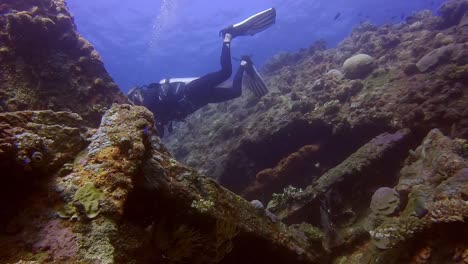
[0,104,330,263]
[0,0,129,127]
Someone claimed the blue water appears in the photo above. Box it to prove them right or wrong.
[67,0,444,93]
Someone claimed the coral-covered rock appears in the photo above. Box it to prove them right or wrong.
[0,110,87,226]
[430,196,468,223]
[369,215,428,249]
[438,0,468,28]
[416,43,467,72]
[368,129,468,256]
[370,187,400,216]
[0,104,330,263]
[342,53,375,79]
[0,110,87,171]
[0,0,129,127]
[268,129,412,222]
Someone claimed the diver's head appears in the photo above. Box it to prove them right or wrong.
[127,87,144,105]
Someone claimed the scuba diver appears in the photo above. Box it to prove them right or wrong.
[127,8,276,137]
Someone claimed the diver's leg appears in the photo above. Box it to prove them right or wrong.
[185,35,233,101]
[206,63,246,103]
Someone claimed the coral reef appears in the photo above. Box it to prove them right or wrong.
[0,0,129,126]
[164,1,468,199]
[0,0,467,263]
[160,6,468,262]
[366,129,468,260]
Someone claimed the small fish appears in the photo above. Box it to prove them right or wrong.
[390,16,397,20]
[334,12,341,20]
[400,13,405,19]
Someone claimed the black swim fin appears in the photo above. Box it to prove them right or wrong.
[242,57,269,98]
[220,8,276,38]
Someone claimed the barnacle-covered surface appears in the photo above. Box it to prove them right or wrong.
[0,0,129,127]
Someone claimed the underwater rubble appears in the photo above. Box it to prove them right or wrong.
[0,0,467,263]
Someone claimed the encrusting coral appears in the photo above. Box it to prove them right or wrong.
[430,195,468,223]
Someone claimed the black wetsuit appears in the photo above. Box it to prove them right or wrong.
[142,42,245,136]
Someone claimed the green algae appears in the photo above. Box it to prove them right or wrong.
[57,183,103,220]
[56,203,77,219]
[74,183,104,219]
